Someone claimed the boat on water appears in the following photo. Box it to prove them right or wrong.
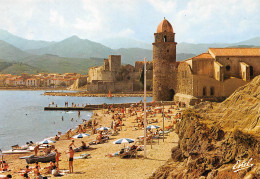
[107,90,112,98]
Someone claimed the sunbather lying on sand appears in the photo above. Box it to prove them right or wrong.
[105,148,125,157]
[74,141,90,152]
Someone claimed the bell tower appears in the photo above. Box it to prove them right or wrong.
[153,18,177,101]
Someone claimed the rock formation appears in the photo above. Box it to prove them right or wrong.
[150,76,260,179]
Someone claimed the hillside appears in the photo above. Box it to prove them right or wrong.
[0,62,42,75]
[26,36,114,59]
[24,54,104,74]
[0,40,30,61]
[100,37,152,50]
[0,29,55,50]
[115,48,153,64]
[177,37,260,54]
[0,60,13,71]
[233,36,260,46]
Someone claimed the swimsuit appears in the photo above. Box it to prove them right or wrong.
[69,157,73,161]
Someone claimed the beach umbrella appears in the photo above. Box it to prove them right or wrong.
[72,133,90,139]
[38,139,56,145]
[113,138,135,144]
[96,127,111,131]
[146,125,160,130]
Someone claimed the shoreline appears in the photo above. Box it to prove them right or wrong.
[0,87,68,91]
[44,91,153,97]
[2,103,181,179]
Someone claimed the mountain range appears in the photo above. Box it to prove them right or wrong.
[0,29,259,75]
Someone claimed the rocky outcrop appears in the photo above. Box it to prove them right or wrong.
[195,75,260,134]
[150,110,260,178]
[68,77,88,90]
[150,76,260,179]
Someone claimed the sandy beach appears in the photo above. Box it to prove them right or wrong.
[1,104,182,179]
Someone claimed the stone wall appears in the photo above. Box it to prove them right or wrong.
[177,62,193,95]
[240,62,250,81]
[193,75,247,98]
[192,59,214,77]
[109,55,121,72]
[216,56,260,79]
[86,81,134,93]
[104,59,109,71]
[87,66,104,82]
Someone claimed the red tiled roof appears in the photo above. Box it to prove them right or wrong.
[192,53,214,59]
[209,48,260,57]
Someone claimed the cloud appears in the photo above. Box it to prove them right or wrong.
[147,0,177,13]
[118,28,135,37]
[172,0,260,43]
[0,0,259,43]
[49,10,66,27]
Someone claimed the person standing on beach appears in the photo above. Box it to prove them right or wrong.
[66,129,72,139]
[34,145,40,156]
[69,140,77,148]
[54,149,61,166]
[66,147,74,174]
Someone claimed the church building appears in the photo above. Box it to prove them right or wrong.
[153,18,260,105]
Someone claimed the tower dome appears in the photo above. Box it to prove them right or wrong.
[157,18,174,33]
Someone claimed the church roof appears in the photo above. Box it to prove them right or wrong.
[192,53,214,59]
[157,18,174,33]
[209,48,260,57]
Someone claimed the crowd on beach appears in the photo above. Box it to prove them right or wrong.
[0,100,186,179]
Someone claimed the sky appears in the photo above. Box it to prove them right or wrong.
[0,0,259,44]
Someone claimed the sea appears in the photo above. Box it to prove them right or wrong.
[0,90,152,150]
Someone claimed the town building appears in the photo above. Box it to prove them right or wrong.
[0,73,82,88]
[153,18,260,105]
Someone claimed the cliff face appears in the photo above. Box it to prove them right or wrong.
[195,75,260,134]
[150,76,260,179]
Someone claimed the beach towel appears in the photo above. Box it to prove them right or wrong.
[73,153,91,159]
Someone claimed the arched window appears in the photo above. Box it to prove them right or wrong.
[203,87,206,96]
[164,36,167,42]
[210,87,214,96]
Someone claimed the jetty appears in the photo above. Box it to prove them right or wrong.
[44,101,176,111]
